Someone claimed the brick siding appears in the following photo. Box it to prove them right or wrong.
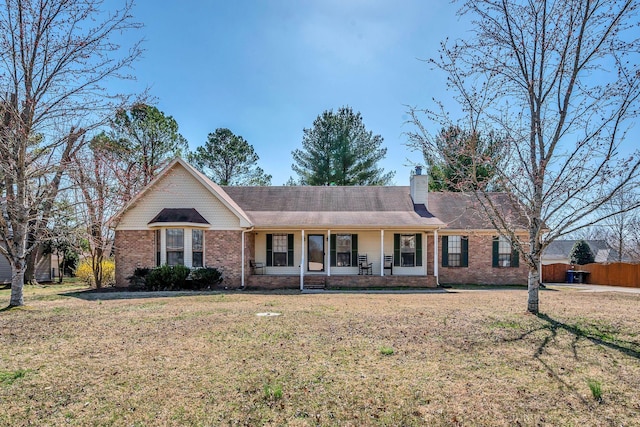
[204,230,245,288]
[115,229,250,288]
[114,230,155,287]
[245,274,437,290]
[437,234,529,285]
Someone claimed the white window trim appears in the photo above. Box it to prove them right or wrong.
[157,227,204,268]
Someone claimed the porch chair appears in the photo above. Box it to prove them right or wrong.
[358,254,373,275]
[383,255,393,276]
[250,260,265,275]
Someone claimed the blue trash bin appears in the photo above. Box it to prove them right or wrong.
[566,270,575,284]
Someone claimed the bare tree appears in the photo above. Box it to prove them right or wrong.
[597,184,639,262]
[408,0,640,313]
[0,0,141,307]
[69,136,121,289]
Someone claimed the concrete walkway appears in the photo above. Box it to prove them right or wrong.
[546,283,640,294]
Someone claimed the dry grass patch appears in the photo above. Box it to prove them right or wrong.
[1,286,639,426]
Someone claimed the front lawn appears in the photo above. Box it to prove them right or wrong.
[1,286,638,425]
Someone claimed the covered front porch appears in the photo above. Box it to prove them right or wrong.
[243,228,442,290]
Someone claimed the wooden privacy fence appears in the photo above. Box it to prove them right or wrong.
[542,263,640,288]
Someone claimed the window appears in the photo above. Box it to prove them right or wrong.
[155,229,161,267]
[192,229,204,268]
[498,236,512,267]
[400,234,416,267]
[272,234,288,266]
[166,228,184,266]
[336,234,352,267]
[266,233,294,267]
[448,236,462,267]
[442,235,468,267]
[394,233,422,267]
[493,235,519,268]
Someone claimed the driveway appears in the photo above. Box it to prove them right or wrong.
[547,283,640,294]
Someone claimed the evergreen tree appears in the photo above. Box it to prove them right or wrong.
[292,107,394,185]
[570,240,595,265]
[188,128,272,186]
[426,126,504,192]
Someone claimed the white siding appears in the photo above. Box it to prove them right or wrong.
[255,231,302,275]
[253,230,428,276]
[0,248,52,283]
[0,253,10,283]
[384,231,427,276]
[116,164,242,230]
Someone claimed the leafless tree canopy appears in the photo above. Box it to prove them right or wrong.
[408,0,640,313]
[0,0,141,306]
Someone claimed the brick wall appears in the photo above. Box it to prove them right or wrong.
[437,234,529,285]
[245,274,437,290]
[115,229,248,288]
[114,230,155,287]
[204,230,245,288]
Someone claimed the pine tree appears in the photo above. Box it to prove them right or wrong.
[570,240,595,265]
[292,107,394,186]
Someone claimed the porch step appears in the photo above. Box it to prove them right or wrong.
[304,276,326,290]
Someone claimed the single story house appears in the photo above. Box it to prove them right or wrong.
[112,158,529,289]
[541,240,632,265]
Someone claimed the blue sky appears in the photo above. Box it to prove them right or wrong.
[118,1,465,185]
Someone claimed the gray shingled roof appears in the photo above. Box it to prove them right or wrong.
[420,192,528,230]
[222,186,443,228]
[543,240,629,263]
[222,186,526,230]
[148,208,209,225]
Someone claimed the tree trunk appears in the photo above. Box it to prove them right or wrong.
[9,258,26,307]
[93,248,104,289]
[527,267,540,314]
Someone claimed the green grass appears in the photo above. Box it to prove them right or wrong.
[0,369,29,386]
[380,346,395,355]
[588,379,603,402]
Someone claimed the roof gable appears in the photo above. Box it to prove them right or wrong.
[112,158,252,229]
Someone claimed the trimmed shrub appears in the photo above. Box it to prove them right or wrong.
[189,267,223,290]
[75,258,116,287]
[127,267,152,290]
[144,265,191,291]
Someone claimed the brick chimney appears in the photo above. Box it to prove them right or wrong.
[410,166,428,207]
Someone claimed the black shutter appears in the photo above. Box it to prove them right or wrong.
[393,234,400,266]
[492,236,499,267]
[461,236,469,267]
[512,247,519,268]
[351,234,358,267]
[416,233,422,267]
[287,234,294,266]
[330,234,336,267]
[442,236,449,267]
[266,234,273,266]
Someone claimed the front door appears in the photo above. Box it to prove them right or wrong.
[308,234,324,272]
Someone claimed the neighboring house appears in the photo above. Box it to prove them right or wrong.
[542,240,632,265]
[0,246,53,284]
[111,158,530,289]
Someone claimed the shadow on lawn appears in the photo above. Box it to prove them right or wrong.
[536,313,640,360]
[505,313,640,405]
[60,289,228,301]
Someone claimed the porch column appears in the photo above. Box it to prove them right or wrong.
[327,230,331,277]
[241,229,245,288]
[300,229,305,290]
[434,229,439,279]
[380,229,384,276]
